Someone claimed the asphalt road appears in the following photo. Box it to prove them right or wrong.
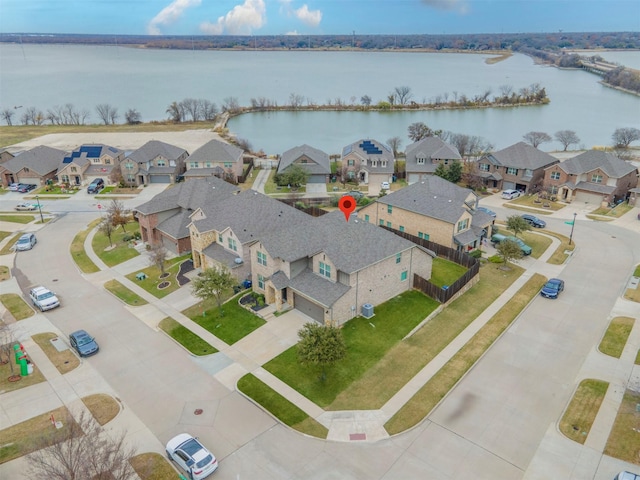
[3,188,640,479]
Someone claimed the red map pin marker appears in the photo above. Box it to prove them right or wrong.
[339,196,356,222]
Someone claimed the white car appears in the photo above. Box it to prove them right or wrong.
[166,434,218,479]
[29,286,60,311]
[381,181,390,190]
[501,189,521,199]
[15,202,37,211]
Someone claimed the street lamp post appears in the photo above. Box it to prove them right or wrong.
[35,195,44,223]
[568,212,577,245]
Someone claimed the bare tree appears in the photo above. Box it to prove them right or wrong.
[554,130,580,151]
[124,109,141,125]
[200,100,218,120]
[95,104,118,125]
[612,127,640,148]
[181,98,200,121]
[166,102,184,123]
[222,97,240,113]
[148,243,169,275]
[522,131,552,148]
[386,136,402,157]
[394,86,413,105]
[0,321,20,380]
[407,122,434,142]
[28,409,137,480]
[235,137,253,152]
[360,95,372,106]
[99,215,115,248]
[1,108,15,126]
[288,93,304,109]
[107,200,129,232]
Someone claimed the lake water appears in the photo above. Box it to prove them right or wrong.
[1,44,638,154]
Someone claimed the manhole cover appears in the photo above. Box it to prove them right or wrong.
[194,409,203,415]
[52,279,58,282]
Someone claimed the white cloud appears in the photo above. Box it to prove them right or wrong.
[285,30,299,36]
[293,4,322,27]
[147,0,201,35]
[421,0,469,14]
[200,0,266,35]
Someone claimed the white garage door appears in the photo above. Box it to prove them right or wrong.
[150,175,171,183]
[294,294,324,323]
[502,181,515,190]
[574,191,604,205]
[19,177,40,186]
[407,173,420,184]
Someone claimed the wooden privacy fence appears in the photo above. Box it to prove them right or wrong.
[381,226,480,303]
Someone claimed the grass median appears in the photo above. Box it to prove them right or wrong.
[559,379,609,444]
[385,272,546,435]
[70,219,101,273]
[159,317,217,355]
[238,373,328,438]
[599,316,635,359]
[0,293,34,320]
[104,279,148,306]
[604,389,640,463]
[32,332,79,374]
[130,452,181,480]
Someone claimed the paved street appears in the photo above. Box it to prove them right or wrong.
[0,183,639,479]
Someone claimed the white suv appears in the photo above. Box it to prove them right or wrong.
[501,189,521,199]
[166,434,218,479]
[29,286,61,311]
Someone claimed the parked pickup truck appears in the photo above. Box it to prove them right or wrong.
[490,233,532,255]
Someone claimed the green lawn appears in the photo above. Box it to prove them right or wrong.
[182,292,266,345]
[70,219,101,273]
[125,254,191,298]
[385,272,546,434]
[430,257,468,288]
[634,265,640,277]
[0,233,21,255]
[265,290,439,408]
[604,389,640,464]
[159,317,217,355]
[599,316,635,359]
[92,220,140,267]
[559,379,609,444]
[238,374,328,438]
[130,453,181,480]
[0,214,35,224]
[0,294,34,320]
[104,279,148,306]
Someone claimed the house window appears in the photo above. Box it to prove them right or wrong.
[319,261,331,278]
[227,238,237,251]
[507,167,518,175]
[364,214,370,223]
[386,221,392,228]
[418,232,430,240]
[387,205,393,214]
[347,171,355,179]
[299,157,309,163]
[396,253,402,264]
[258,274,265,289]
[71,167,77,172]
[125,161,134,170]
[205,162,212,168]
[61,175,69,183]
[401,271,408,282]
[127,175,134,182]
[417,158,425,165]
[379,219,384,226]
[550,171,561,180]
[381,160,387,168]
[190,162,198,168]
[157,160,166,167]
[457,218,469,232]
[524,169,533,177]
[591,174,603,184]
[371,160,378,167]
[105,158,111,165]
[224,162,233,168]
[257,251,267,266]
[218,234,223,243]
[399,226,405,232]
[347,159,355,166]
[92,158,100,164]
[550,185,558,194]
[479,163,489,172]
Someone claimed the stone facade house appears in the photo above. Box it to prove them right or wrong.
[57,144,124,186]
[341,139,395,195]
[277,144,331,184]
[358,175,494,251]
[476,142,559,192]
[182,139,244,183]
[405,137,462,184]
[134,177,239,254]
[542,150,639,206]
[121,140,188,186]
[1,146,66,187]
[251,211,433,325]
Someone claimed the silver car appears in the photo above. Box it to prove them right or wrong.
[15,233,37,251]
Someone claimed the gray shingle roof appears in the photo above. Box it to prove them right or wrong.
[259,210,417,274]
[278,144,331,175]
[183,167,225,177]
[134,177,239,215]
[157,210,193,240]
[342,139,395,173]
[454,228,478,246]
[556,150,637,178]
[193,190,313,245]
[127,140,187,164]
[483,142,558,170]
[573,181,615,194]
[374,175,476,224]
[5,146,67,175]
[188,139,243,164]
[288,268,351,307]
[406,137,462,174]
[203,242,243,269]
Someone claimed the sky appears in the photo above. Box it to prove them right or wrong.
[0,0,638,36]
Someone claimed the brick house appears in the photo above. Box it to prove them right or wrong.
[251,211,433,325]
[476,142,559,192]
[357,175,494,251]
[341,139,395,195]
[1,146,66,187]
[182,139,244,183]
[134,177,239,254]
[542,150,639,206]
[405,137,462,184]
[57,144,124,186]
[277,144,331,184]
[121,140,188,186]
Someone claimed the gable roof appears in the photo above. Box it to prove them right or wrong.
[406,137,462,173]
[62,144,123,165]
[4,145,67,175]
[187,139,243,164]
[192,190,312,244]
[134,176,239,215]
[127,140,187,164]
[259,210,418,274]
[554,150,637,178]
[342,139,394,160]
[277,144,331,175]
[374,175,476,224]
[483,142,558,170]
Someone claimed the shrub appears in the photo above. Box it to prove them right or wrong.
[469,249,483,259]
[488,255,504,263]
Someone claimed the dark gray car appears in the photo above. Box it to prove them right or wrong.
[69,330,99,357]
